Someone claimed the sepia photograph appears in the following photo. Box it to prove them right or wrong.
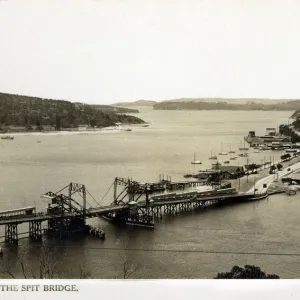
[0,0,300,282]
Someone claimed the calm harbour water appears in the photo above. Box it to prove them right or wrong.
[1,108,300,279]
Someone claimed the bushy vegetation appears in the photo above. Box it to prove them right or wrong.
[91,105,139,114]
[214,265,280,279]
[279,124,300,143]
[0,92,144,130]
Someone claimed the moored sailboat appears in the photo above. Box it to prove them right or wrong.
[208,150,217,160]
[191,153,202,164]
[239,140,249,151]
[219,143,228,155]
[228,144,235,154]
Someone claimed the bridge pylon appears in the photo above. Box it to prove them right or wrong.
[109,180,155,228]
[29,220,43,241]
[5,223,19,245]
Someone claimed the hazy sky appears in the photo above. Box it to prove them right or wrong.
[0,0,300,104]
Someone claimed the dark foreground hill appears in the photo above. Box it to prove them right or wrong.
[0,92,145,131]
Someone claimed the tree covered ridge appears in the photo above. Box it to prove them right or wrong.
[154,100,300,111]
[0,92,144,130]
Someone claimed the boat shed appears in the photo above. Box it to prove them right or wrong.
[211,165,245,179]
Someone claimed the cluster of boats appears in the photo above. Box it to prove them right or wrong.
[191,141,250,166]
[190,134,299,167]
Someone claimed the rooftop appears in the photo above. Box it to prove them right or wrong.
[212,165,244,173]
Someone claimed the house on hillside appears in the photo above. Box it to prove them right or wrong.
[41,125,56,131]
[3,126,26,133]
[78,124,88,131]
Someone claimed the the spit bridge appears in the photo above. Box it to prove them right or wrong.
[0,178,263,245]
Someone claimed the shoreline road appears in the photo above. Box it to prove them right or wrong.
[246,161,300,195]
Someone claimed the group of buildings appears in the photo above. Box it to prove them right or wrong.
[193,163,260,182]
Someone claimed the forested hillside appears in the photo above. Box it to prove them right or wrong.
[91,105,139,114]
[0,92,144,130]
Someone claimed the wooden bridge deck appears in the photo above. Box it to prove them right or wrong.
[0,205,125,225]
[0,179,268,246]
[0,193,258,226]
[139,193,254,206]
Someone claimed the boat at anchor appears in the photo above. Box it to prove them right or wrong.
[1,136,14,140]
[208,150,217,160]
[228,144,235,154]
[219,143,227,155]
[239,140,248,151]
[191,153,202,164]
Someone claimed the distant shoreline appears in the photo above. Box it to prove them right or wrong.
[0,126,148,136]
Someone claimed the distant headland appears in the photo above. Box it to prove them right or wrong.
[111,98,300,111]
[152,98,300,111]
[112,100,157,107]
